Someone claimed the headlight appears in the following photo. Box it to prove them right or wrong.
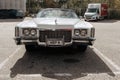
[80,29,87,36]
[23,29,30,36]
[74,29,80,36]
[31,29,37,36]
[23,28,37,36]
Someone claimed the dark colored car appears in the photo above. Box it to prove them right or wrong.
[0,9,24,19]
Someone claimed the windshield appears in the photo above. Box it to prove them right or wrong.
[87,8,97,13]
[37,9,78,18]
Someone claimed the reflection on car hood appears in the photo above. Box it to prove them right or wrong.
[17,18,93,29]
[32,18,80,29]
[33,18,79,25]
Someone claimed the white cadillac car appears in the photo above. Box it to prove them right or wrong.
[14,8,95,52]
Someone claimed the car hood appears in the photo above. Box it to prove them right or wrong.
[34,18,80,25]
[17,18,93,29]
[32,18,80,29]
[84,12,96,16]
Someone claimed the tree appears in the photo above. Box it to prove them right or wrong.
[114,0,120,9]
[45,0,56,8]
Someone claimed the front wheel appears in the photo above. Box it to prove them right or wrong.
[77,45,88,52]
[25,45,37,52]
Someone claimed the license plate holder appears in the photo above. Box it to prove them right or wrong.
[46,39,64,46]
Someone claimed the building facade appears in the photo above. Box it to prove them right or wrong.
[0,0,26,12]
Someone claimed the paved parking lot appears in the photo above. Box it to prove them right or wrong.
[0,19,120,80]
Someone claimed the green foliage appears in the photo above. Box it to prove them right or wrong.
[26,0,120,19]
[108,9,120,19]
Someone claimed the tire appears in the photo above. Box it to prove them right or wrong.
[25,45,36,52]
[85,19,89,22]
[15,40,21,45]
[77,45,88,52]
[95,17,98,21]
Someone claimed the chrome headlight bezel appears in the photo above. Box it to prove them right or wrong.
[23,28,37,36]
[74,29,88,37]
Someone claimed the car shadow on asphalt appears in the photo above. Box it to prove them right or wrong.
[10,47,115,80]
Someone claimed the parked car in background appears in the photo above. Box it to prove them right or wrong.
[16,10,24,18]
[0,9,24,19]
[14,8,95,52]
[84,3,108,21]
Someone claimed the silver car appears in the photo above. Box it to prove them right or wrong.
[14,8,95,52]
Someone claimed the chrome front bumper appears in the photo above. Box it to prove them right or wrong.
[84,16,97,21]
[14,37,95,47]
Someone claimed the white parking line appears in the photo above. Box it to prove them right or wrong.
[18,74,42,77]
[0,46,22,70]
[1,71,120,78]
[92,46,120,72]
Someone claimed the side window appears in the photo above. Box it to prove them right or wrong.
[97,9,99,14]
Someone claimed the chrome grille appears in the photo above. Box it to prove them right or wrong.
[39,30,72,42]
[85,15,92,19]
